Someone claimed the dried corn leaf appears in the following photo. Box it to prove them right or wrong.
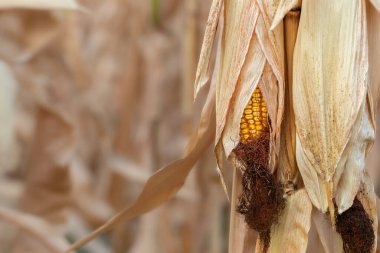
[267,189,312,253]
[294,0,368,212]
[0,206,70,253]
[194,0,223,98]
[0,0,79,10]
[66,79,216,252]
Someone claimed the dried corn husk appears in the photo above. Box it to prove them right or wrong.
[65,68,217,252]
[220,0,285,172]
[228,166,257,253]
[334,101,375,213]
[265,190,312,253]
[367,0,380,122]
[277,9,299,183]
[0,0,80,10]
[293,0,368,215]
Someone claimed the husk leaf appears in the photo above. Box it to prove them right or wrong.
[266,190,312,253]
[66,73,216,252]
[294,0,368,213]
[334,101,375,214]
[228,164,257,253]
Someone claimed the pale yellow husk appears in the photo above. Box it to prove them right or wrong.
[0,0,79,10]
[334,101,375,214]
[293,0,368,214]
[266,190,312,253]
[219,0,285,174]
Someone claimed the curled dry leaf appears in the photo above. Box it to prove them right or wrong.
[293,0,368,215]
[0,206,70,253]
[0,0,80,10]
[66,76,216,252]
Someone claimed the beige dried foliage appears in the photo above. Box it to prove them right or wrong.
[0,0,80,10]
[0,206,70,253]
[66,78,216,252]
[0,61,19,173]
[20,105,73,225]
[293,0,369,217]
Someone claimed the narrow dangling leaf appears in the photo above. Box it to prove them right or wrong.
[194,0,223,99]
[66,81,216,252]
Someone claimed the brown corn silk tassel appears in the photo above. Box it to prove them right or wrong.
[234,87,284,249]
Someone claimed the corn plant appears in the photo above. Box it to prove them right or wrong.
[68,0,380,252]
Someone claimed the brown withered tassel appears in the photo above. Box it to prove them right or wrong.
[336,197,374,253]
[234,87,285,249]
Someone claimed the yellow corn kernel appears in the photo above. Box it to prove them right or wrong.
[239,87,269,142]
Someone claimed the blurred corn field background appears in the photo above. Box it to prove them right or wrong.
[0,1,234,253]
[1,1,380,253]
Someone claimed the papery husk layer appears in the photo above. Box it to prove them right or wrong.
[264,190,312,253]
[220,0,285,174]
[294,0,368,213]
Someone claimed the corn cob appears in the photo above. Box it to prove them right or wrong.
[240,87,269,142]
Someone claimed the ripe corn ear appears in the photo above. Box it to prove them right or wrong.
[240,87,269,142]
